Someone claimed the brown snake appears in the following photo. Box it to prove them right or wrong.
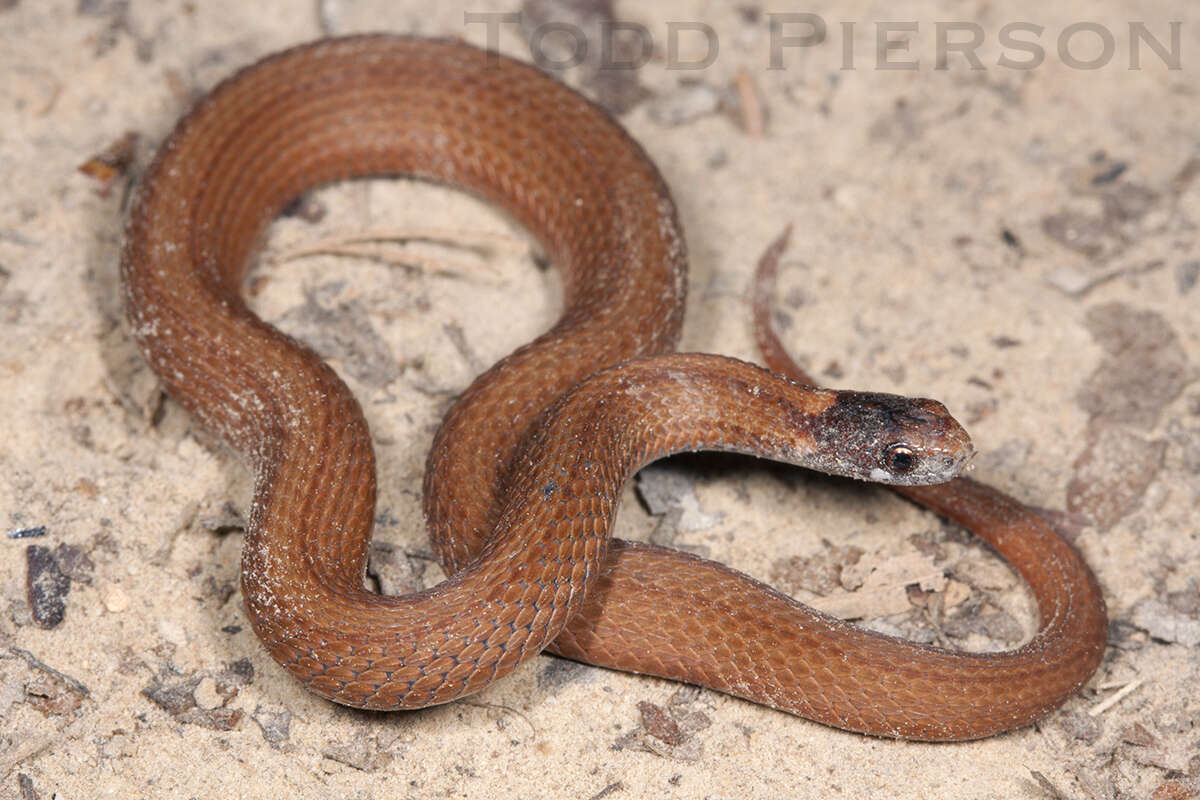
[121,35,1106,741]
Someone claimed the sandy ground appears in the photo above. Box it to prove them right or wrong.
[2,1,1199,798]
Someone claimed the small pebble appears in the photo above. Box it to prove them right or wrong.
[193,677,225,710]
[102,583,130,613]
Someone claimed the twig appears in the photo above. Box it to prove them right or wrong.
[459,698,538,739]
[1,646,91,697]
[272,228,530,281]
[1089,676,1143,716]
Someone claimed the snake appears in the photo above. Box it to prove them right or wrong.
[120,34,1107,741]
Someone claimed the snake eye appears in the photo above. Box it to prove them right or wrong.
[883,443,917,474]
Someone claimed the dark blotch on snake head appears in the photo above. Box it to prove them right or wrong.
[813,391,974,485]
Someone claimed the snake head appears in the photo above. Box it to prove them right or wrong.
[812,391,974,486]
